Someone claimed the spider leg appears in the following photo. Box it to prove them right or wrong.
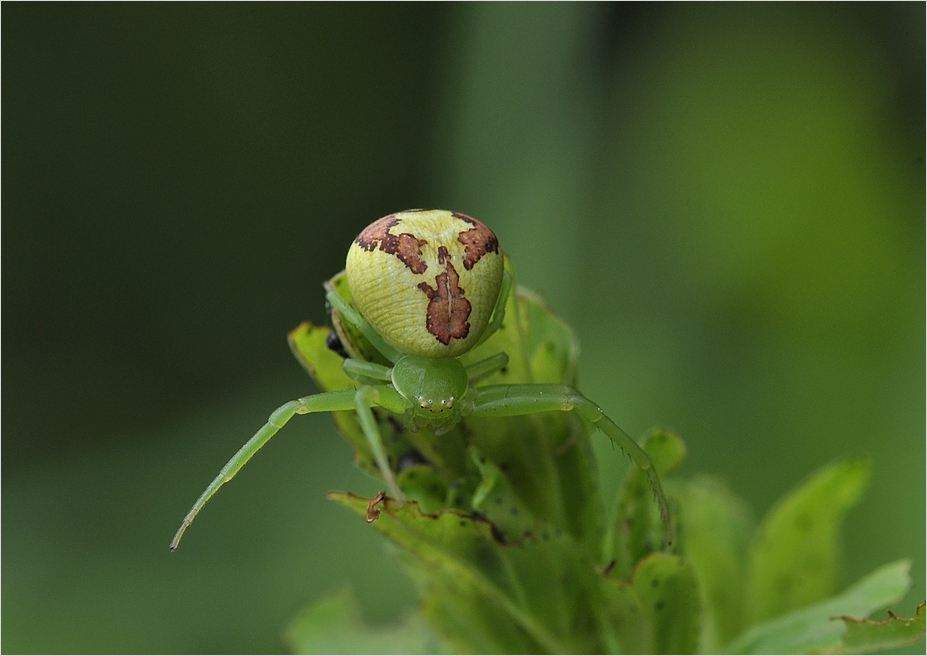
[171,389,359,550]
[353,385,410,501]
[338,359,416,499]
[469,384,673,547]
[473,268,514,349]
[464,352,509,384]
[343,358,392,383]
[327,288,403,363]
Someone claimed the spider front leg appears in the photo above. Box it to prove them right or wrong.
[326,289,402,363]
[170,389,360,550]
[338,358,416,502]
[351,383,410,503]
[469,384,673,546]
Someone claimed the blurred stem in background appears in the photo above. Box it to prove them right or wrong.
[426,2,599,314]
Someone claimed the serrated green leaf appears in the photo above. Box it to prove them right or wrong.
[676,475,756,652]
[632,552,702,654]
[727,559,912,654]
[747,458,870,624]
[826,600,926,654]
[284,588,445,655]
[329,491,563,653]
[329,492,619,653]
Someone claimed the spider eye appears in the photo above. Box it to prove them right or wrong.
[416,395,456,413]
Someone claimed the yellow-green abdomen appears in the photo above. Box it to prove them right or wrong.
[346,209,504,359]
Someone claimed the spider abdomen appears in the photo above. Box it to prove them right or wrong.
[346,209,504,359]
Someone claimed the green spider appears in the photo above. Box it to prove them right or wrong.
[170,209,670,550]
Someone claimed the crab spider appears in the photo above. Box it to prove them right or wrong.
[170,210,671,551]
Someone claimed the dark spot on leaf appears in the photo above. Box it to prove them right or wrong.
[490,523,507,544]
[651,578,660,587]
[655,600,664,611]
[509,507,518,516]
[495,497,504,505]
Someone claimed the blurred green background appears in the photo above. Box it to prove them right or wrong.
[4,4,923,653]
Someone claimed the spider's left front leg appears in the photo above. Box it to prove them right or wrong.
[469,384,672,546]
[171,388,361,550]
[352,383,410,502]
[341,358,412,502]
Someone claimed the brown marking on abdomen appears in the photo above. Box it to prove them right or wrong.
[417,256,471,345]
[355,215,428,274]
[453,212,500,270]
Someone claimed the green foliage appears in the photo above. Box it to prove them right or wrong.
[728,561,915,655]
[829,601,926,655]
[286,275,923,654]
[746,459,870,624]
[285,589,443,655]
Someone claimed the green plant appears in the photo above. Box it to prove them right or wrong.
[174,211,924,654]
